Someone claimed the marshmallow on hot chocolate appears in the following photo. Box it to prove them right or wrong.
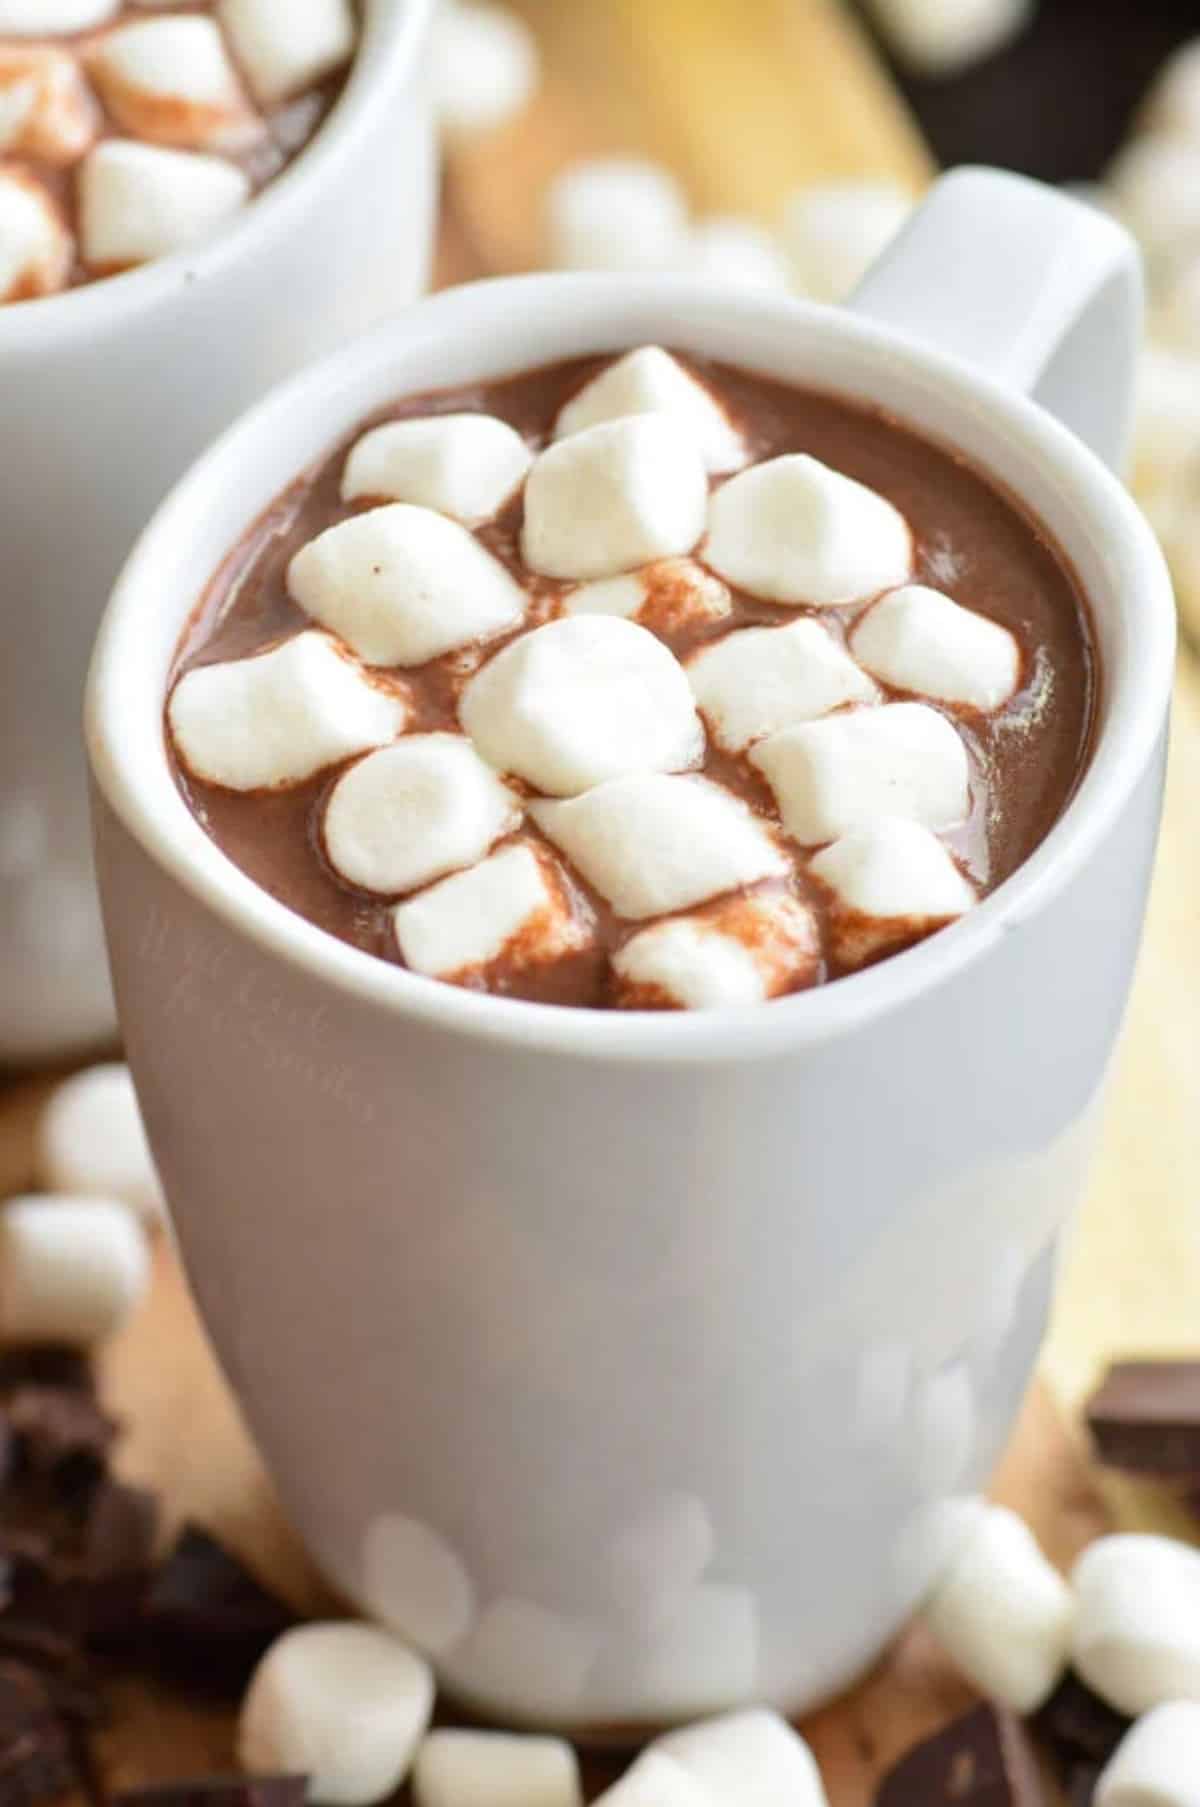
[218,0,356,105]
[0,48,100,164]
[342,415,533,526]
[0,1196,150,1345]
[1072,1534,1200,1716]
[323,735,520,896]
[168,630,408,791]
[705,454,913,607]
[751,702,970,845]
[851,584,1021,711]
[0,0,117,29]
[544,157,689,274]
[522,416,709,581]
[612,890,819,1009]
[687,619,878,752]
[0,168,72,302]
[413,1730,582,1807]
[780,182,913,302]
[553,347,748,474]
[533,774,787,920]
[87,16,261,154]
[239,1622,434,1806]
[563,560,731,630]
[79,138,251,268]
[289,504,527,666]
[592,1753,711,1807]
[459,616,704,797]
[39,1063,166,1225]
[393,842,589,980]
[657,1709,829,1807]
[1096,1702,1200,1807]
[810,818,975,966]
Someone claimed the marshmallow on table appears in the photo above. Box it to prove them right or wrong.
[684,216,793,292]
[534,774,787,920]
[394,842,589,982]
[864,0,1034,77]
[810,818,975,967]
[544,157,689,274]
[218,0,356,105]
[657,1709,829,1807]
[79,139,251,269]
[1096,1702,1200,1807]
[459,616,703,797]
[1072,1535,1200,1716]
[522,417,708,581]
[168,631,407,791]
[1142,39,1200,145]
[0,1197,149,1345]
[87,17,261,154]
[0,48,100,164]
[612,889,819,1009]
[919,1503,1073,1712]
[554,346,747,474]
[1107,137,1200,253]
[563,560,731,630]
[239,1622,434,1806]
[751,703,970,845]
[413,1730,582,1807]
[780,182,913,303]
[0,169,72,303]
[361,1513,475,1657]
[687,619,878,752]
[342,415,532,526]
[705,454,912,607]
[593,1753,712,1807]
[445,1597,598,1723]
[324,735,519,896]
[851,584,1021,711]
[38,1063,165,1225]
[432,1,540,140]
[289,504,527,666]
[0,0,117,28]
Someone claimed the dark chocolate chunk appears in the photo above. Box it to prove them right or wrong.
[5,1390,117,1509]
[115,1778,307,1807]
[0,1356,92,1403]
[1085,1360,1200,1475]
[875,1702,1045,1805]
[142,1526,296,1697]
[1032,1670,1131,1773]
[0,1662,78,1807]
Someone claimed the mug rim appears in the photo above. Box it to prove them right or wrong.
[0,0,433,353]
[86,274,1177,1065]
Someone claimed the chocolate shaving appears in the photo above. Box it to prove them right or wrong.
[5,1391,117,1511]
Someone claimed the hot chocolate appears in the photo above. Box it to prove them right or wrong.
[167,346,1097,1011]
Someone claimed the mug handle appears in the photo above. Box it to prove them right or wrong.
[847,166,1143,477]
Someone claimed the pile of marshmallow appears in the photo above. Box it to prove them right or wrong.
[0,0,356,303]
[170,346,1022,1009]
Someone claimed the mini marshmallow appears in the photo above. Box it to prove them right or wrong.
[751,702,970,845]
[38,1063,165,1225]
[522,417,708,581]
[533,774,788,921]
[619,1581,759,1719]
[394,842,588,980]
[554,346,747,474]
[612,890,819,1009]
[342,415,532,526]
[289,504,526,667]
[865,0,1033,77]
[79,139,251,269]
[432,1,540,139]
[0,0,117,29]
[0,1197,149,1345]
[684,216,793,292]
[1142,39,1200,145]
[592,1753,712,1807]
[1096,1702,1200,1807]
[607,1492,715,1619]
[459,616,703,797]
[362,1514,475,1657]
[780,182,913,303]
[1072,1535,1200,1716]
[413,1730,582,1807]
[323,735,519,896]
[0,169,72,303]
[563,560,731,630]
[705,454,912,607]
[0,47,100,164]
[920,1503,1073,1712]
[1107,137,1200,252]
[218,0,356,105]
[87,17,260,153]
[810,819,975,966]
[851,584,1020,711]
[168,631,407,791]
[446,1598,599,1722]
[687,619,878,752]
[239,1622,434,1806]
[657,1709,829,1807]
[544,157,689,274]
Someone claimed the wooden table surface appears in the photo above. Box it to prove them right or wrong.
[4,0,1200,1799]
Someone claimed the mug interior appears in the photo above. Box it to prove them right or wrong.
[86,276,1176,1061]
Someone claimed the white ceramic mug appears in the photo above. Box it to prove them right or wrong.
[0,0,437,1064]
[87,169,1174,1732]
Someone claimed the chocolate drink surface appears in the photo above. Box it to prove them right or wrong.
[168,346,1097,1012]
